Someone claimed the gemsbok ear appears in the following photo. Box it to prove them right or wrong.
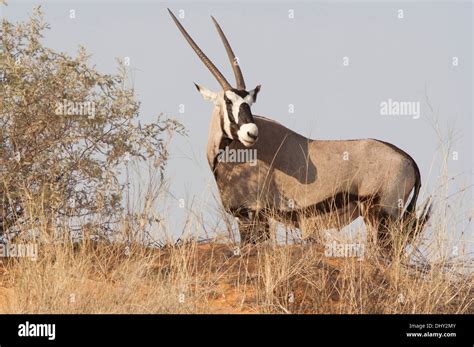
[249,85,261,102]
[194,83,218,102]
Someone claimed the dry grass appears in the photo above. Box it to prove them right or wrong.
[0,230,471,314]
[0,132,472,314]
[0,146,472,314]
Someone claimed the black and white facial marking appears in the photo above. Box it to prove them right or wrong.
[195,84,261,147]
[222,89,258,146]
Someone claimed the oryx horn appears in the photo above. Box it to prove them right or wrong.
[211,16,246,90]
[168,9,233,90]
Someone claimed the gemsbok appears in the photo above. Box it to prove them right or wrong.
[168,9,431,253]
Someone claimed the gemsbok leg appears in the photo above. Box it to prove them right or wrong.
[237,210,270,245]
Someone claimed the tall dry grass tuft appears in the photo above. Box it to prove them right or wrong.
[0,234,210,313]
[0,167,472,314]
[250,242,472,313]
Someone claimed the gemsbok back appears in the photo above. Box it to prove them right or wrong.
[168,9,431,254]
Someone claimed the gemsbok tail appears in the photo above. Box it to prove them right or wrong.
[402,162,432,239]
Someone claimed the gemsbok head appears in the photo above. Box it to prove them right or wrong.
[168,9,260,148]
[168,9,432,256]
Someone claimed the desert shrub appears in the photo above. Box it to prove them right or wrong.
[0,7,184,239]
